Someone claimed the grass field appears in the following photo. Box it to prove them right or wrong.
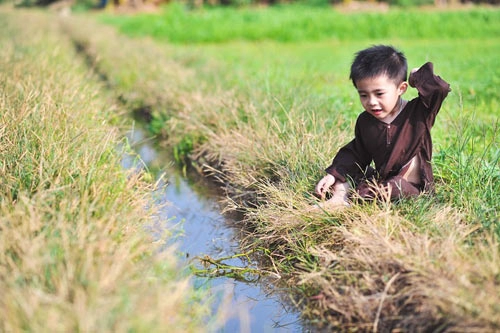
[96,3,499,230]
[95,5,500,330]
[0,7,222,332]
[99,3,500,43]
[5,2,499,331]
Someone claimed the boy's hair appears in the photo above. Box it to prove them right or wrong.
[349,45,407,87]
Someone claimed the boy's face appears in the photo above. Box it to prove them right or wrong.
[355,74,408,122]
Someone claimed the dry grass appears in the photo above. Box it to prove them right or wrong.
[300,207,499,331]
[0,7,217,332]
[236,184,499,331]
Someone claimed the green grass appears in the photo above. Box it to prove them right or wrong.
[64,5,499,331]
[99,3,500,43]
[165,37,500,227]
[158,38,499,235]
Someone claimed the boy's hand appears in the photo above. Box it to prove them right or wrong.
[315,174,336,199]
[409,67,420,87]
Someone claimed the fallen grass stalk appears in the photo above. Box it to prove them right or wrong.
[193,254,261,281]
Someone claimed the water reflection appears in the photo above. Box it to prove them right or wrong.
[121,127,306,332]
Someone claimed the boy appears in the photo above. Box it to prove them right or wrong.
[314,45,450,209]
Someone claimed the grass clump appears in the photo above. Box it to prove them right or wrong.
[434,119,499,235]
[0,8,219,332]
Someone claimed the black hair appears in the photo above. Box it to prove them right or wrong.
[349,45,407,87]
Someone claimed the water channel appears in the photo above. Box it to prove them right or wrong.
[121,127,308,332]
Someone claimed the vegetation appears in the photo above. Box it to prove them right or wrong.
[4,2,498,331]
[0,7,222,332]
[83,4,499,330]
[99,3,500,43]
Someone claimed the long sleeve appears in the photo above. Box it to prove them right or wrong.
[325,117,373,183]
[324,62,450,188]
[381,62,450,186]
[409,62,451,125]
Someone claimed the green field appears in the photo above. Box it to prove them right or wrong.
[100,3,500,43]
[95,5,500,329]
[97,3,499,229]
[2,2,499,331]
[96,5,500,330]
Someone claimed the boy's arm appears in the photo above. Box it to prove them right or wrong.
[324,118,372,183]
[408,62,451,118]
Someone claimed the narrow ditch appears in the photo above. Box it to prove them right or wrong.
[67,27,313,331]
[122,126,307,331]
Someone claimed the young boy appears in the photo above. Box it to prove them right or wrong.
[314,45,450,209]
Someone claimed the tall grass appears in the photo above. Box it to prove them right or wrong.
[166,37,500,231]
[99,3,500,43]
[0,8,220,331]
[61,6,499,331]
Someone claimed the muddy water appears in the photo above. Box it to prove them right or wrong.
[121,128,307,332]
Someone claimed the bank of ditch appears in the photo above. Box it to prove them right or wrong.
[0,8,222,332]
[60,9,500,332]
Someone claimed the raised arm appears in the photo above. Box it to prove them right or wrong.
[408,62,451,119]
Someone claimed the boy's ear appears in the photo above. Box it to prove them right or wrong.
[398,81,409,95]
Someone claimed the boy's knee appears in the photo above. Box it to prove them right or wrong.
[355,176,420,201]
[356,182,375,199]
[385,176,420,199]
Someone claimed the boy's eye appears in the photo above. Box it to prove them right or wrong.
[376,92,384,96]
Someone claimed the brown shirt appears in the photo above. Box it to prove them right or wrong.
[325,62,451,192]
